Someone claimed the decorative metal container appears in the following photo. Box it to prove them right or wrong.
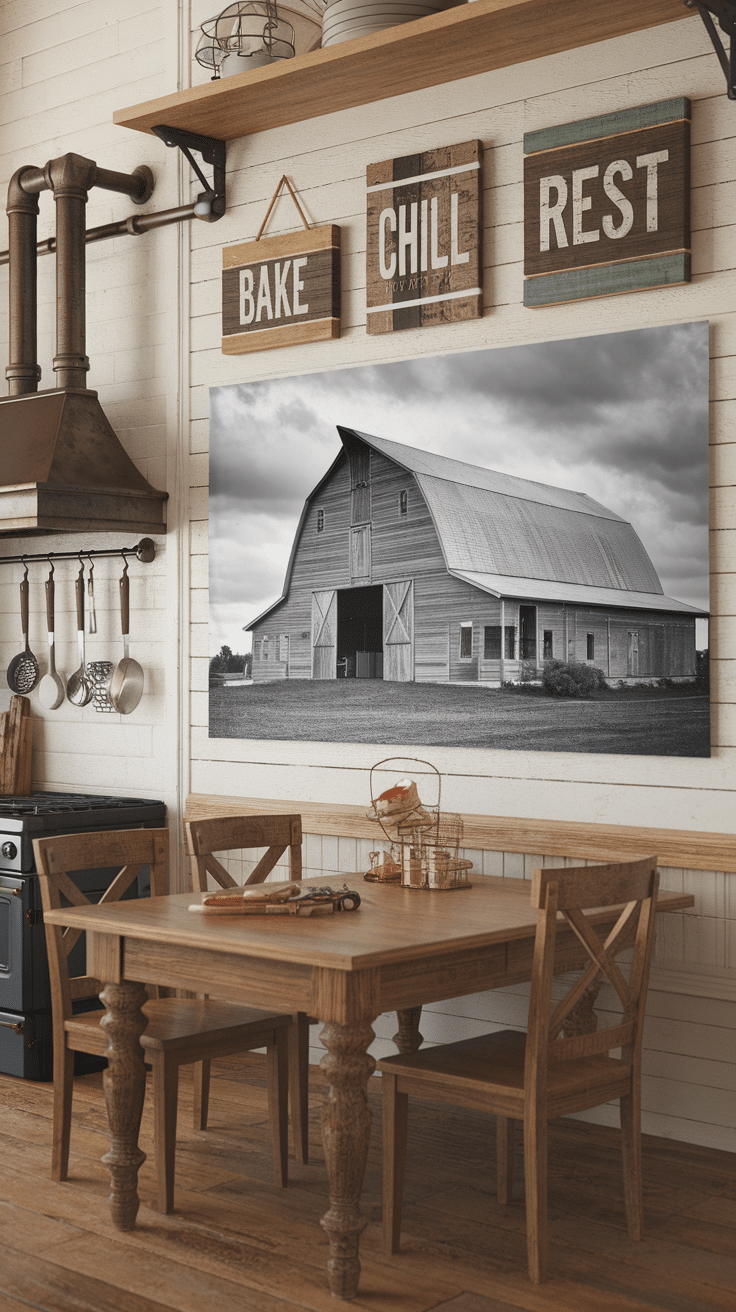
[366,757,472,890]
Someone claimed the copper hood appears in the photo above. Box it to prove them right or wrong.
[1,152,168,536]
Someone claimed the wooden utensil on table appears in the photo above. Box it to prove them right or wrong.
[0,695,33,794]
[38,565,65,710]
[66,565,93,707]
[7,566,41,694]
[108,561,144,714]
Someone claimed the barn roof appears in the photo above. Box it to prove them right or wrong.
[344,429,705,616]
[246,427,707,628]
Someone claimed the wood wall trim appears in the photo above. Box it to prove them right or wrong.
[185,794,736,873]
[114,0,695,141]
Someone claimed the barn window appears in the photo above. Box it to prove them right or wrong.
[485,626,516,659]
[586,633,595,660]
[543,630,553,659]
[278,634,289,662]
[459,623,473,659]
[262,636,270,660]
[399,490,408,516]
[317,509,324,533]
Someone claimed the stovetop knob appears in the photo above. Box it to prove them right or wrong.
[2,841,18,860]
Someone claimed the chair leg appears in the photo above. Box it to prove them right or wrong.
[523,1110,548,1284]
[621,1089,643,1241]
[288,1012,310,1165]
[192,1059,211,1131]
[152,1055,179,1214]
[52,1043,75,1182]
[268,1027,289,1188]
[496,1116,515,1205]
[382,1071,408,1255]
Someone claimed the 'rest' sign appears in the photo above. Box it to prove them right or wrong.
[523,99,690,307]
[366,140,482,335]
[222,225,340,354]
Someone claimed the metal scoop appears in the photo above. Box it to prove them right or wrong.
[38,564,66,710]
[7,565,41,694]
[108,561,144,714]
[66,564,93,706]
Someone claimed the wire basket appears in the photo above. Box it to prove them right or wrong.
[367,757,472,890]
[87,661,116,713]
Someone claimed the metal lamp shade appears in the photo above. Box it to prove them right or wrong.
[195,1,296,76]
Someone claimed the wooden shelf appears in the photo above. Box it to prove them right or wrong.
[115,0,693,141]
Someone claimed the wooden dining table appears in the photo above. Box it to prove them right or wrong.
[44,872,693,1300]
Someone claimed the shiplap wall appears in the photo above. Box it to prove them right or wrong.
[0,4,733,1150]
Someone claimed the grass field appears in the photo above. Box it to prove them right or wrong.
[208,679,710,757]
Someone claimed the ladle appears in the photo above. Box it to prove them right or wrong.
[108,560,144,714]
[7,564,41,694]
[66,564,93,706]
[38,563,66,710]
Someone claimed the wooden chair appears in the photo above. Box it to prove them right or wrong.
[378,856,660,1284]
[35,827,290,1214]
[184,812,314,1164]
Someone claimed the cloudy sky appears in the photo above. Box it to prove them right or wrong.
[209,321,710,656]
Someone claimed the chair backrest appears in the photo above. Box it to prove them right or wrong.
[34,828,170,1023]
[184,814,302,893]
[525,856,659,1092]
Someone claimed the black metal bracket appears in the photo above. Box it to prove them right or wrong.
[151,125,227,221]
[686,0,736,98]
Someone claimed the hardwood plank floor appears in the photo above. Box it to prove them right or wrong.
[1,1056,734,1312]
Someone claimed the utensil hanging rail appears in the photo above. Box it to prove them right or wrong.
[0,538,156,567]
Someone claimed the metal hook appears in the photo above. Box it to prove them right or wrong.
[47,556,55,578]
[21,557,28,582]
[87,554,97,634]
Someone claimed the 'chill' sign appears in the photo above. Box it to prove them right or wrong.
[366,141,482,335]
[523,99,690,307]
[222,225,340,354]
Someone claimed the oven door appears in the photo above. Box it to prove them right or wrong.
[0,872,46,1014]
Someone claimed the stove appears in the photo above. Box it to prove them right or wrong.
[0,791,166,1080]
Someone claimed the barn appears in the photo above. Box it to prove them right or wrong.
[247,427,706,685]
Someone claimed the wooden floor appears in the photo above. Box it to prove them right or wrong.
[2,1055,735,1312]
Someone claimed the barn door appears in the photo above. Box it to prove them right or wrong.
[312,590,337,679]
[627,630,639,677]
[383,580,414,682]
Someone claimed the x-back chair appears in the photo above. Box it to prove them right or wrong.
[35,826,290,1213]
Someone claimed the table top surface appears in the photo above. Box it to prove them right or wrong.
[44,874,693,973]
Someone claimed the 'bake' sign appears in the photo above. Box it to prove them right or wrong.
[523,99,690,307]
[222,225,340,354]
[366,140,482,335]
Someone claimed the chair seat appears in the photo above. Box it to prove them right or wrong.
[65,998,291,1057]
[379,1029,631,1115]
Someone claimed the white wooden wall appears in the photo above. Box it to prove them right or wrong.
[1,4,734,1149]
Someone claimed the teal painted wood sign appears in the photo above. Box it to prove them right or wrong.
[523,99,690,308]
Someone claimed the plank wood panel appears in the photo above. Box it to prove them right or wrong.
[2,1061,736,1312]
[113,0,696,141]
[185,793,736,873]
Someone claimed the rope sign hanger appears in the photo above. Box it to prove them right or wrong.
[256,175,311,240]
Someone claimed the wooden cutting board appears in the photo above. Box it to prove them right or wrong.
[0,695,33,794]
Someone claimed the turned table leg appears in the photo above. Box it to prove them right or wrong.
[99,980,148,1231]
[393,1006,423,1055]
[319,1018,376,1299]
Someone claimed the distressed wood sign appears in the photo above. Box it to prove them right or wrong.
[222,225,340,354]
[366,140,482,335]
[523,98,690,308]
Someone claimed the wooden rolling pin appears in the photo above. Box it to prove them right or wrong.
[0,695,33,794]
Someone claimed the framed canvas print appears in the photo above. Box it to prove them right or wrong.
[209,321,710,758]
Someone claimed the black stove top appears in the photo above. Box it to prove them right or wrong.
[0,792,166,872]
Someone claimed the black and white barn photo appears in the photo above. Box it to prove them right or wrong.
[209,322,710,757]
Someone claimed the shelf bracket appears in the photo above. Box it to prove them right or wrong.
[686,0,736,98]
[152,125,227,220]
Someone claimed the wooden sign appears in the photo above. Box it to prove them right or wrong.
[523,99,690,308]
[366,140,482,335]
[222,225,340,354]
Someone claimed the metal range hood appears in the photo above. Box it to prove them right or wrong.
[0,152,168,536]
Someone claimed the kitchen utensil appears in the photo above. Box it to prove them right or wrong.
[88,660,116,712]
[7,566,41,694]
[0,695,33,794]
[87,559,97,634]
[38,565,66,710]
[108,562,144,714]
[66,565,93,706]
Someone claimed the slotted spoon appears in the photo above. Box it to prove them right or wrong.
[7,565,41,694]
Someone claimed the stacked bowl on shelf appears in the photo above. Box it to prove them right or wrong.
[321,0,465,47]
